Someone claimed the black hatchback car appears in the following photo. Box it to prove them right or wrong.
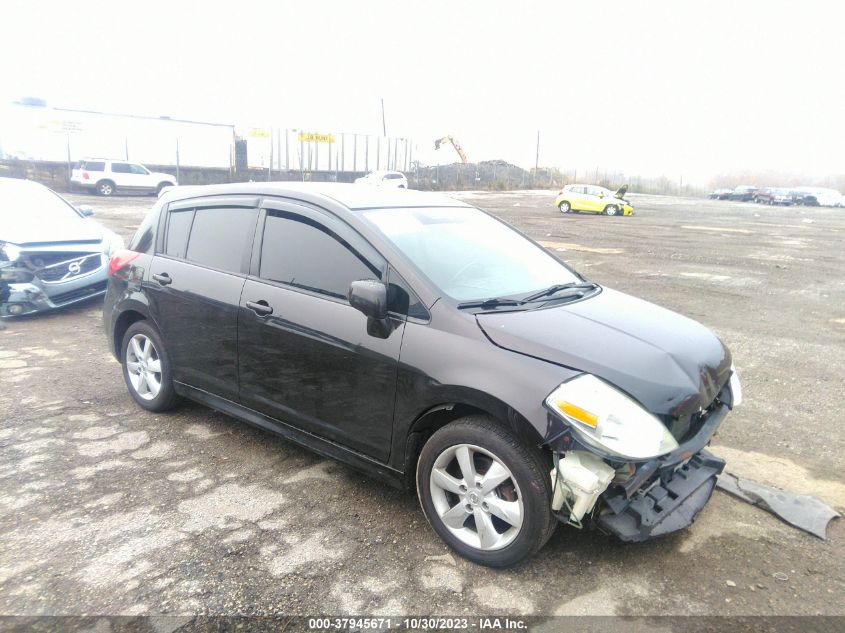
[104,183,742,567]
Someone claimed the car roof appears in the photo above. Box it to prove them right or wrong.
[0,176,51,191]
[160,182,469,210]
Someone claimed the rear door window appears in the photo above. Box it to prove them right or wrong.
[258,209,383,300]
[111,163,131,174]
[163,209,194,259]
[184,206,259,273]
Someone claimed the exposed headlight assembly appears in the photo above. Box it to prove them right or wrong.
[545,374,678,460]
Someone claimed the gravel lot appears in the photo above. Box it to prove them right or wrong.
[1,189,843,618]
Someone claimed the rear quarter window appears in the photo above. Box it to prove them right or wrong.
[130,202,165,254]
[80,161,105,171]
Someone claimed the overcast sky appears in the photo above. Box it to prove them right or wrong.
[2,0,843,183]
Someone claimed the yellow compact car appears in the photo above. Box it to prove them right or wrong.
[554,184,633,216]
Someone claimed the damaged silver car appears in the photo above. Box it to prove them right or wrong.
[1,177,123,317]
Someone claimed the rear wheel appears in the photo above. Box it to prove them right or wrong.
[604,204,619,216]
[121,321,179,412]
[417,416,556,567]
[97,180,115,196]
[558,201,571,213]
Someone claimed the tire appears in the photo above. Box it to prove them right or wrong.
[96,180,115,196]
[156,182,173,195]
[558,201,571,213]
[121,321,179,412]
[604,204,619,216]
[416,415,556,567]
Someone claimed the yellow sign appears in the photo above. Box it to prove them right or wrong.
[298,132,335,144]
[40,119,84,134]
[248,128,270,139]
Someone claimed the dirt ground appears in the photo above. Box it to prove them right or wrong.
[1,189,843,619]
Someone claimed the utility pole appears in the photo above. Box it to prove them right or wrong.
[268,130,273,181]
[66,134,72,183]
[380,98,387,137]
[534,130,540,174]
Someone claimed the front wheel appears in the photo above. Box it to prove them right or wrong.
[121,321,179,412]
[416,416,556,567]
[604,204,619,216]
[558,201,571,213]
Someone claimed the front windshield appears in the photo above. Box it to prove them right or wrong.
[361,206,581,301]
[0,181,82,223]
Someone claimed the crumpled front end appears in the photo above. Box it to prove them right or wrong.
[1,250,108,317]
[596,449,724,542]
[546,370,739,542]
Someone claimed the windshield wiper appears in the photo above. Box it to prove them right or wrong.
[457,297,524,310]
[521,282,598,303]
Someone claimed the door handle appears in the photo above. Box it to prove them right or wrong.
[246,300,273,316]
[152,273,172,286]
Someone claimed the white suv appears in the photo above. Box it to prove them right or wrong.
[71,159,177,196]
[354,170,408,188]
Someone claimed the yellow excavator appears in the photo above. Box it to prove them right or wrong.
[434,135,468,163]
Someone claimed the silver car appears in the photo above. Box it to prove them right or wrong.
[0,177,123,317]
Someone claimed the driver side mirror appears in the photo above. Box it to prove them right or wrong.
[77,205,94,216]
[349,279,392,338]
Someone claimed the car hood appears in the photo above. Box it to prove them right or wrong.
[1,215,110,246]
[614,184,628,198]
[475,287,732,418]
[150,172,175,181]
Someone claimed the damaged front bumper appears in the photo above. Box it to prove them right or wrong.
[597,449,725,541]
[1,248,109,317]
[1,279,108,316]
[551,401,731,542]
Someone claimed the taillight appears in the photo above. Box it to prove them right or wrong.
[83,171,90,180]
[108,249,140,277]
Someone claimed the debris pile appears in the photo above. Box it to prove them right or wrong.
[412,160,551,191]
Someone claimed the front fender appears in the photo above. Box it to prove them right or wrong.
[389,304,578,472]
